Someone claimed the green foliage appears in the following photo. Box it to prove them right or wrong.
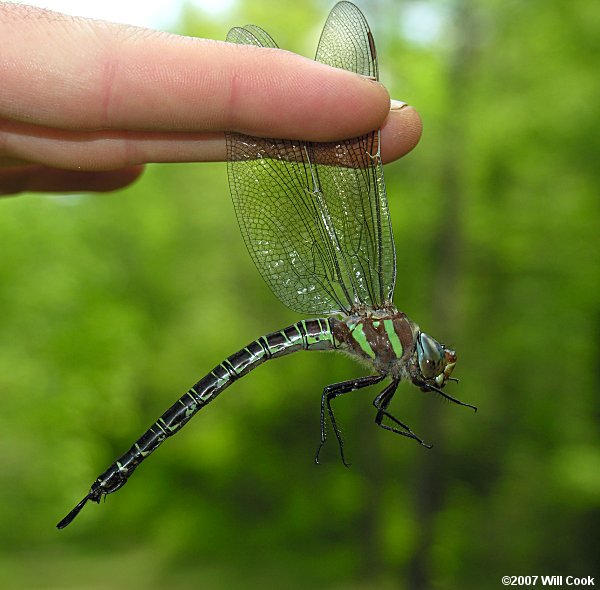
[0,1,598,588]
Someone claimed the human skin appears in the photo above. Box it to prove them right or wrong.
[0,3,422,196]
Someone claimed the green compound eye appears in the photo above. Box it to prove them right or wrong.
[417,332,445,380]
[416,332,457,386]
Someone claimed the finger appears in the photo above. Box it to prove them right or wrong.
[0,103,421,169]
[380,104,423,164]
[0,165,144,196]
[0,117,223,169]
[0,4,390,142]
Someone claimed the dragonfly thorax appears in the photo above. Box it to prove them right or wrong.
[331,311,420,376]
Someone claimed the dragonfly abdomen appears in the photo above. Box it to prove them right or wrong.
[57,318,338,528]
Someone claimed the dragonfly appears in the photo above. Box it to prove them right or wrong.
[57,1,476,530]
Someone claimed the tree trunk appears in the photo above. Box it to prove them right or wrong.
[406,2,480,588]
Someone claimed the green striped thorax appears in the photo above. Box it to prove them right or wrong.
[332,311,418,376]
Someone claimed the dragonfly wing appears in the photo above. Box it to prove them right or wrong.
[316,1,378,78]
[226,25,278,48]
[227,21,353,314]
[225,2,396,315]
[312,1,396,309]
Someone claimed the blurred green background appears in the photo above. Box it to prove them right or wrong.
[1,0,598,588]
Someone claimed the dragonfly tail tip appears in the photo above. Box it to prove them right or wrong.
[56,493,92,529]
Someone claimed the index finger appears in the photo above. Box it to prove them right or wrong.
[0,4,391,142]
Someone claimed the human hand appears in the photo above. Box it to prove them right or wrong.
[0,4,422,197]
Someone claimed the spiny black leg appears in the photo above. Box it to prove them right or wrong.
[315,374,386,466]
[426,383,477,412]
[375,414,433,449]
[373,380,432,449]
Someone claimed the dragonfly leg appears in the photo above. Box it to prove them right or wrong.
[373,380,432,449]
[315,374,386,467]
[424,383,477,412]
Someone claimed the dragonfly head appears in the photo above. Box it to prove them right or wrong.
[413,332,457,389]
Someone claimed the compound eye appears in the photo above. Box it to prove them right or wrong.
[417,333,444,379]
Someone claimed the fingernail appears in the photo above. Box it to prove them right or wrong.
[390,99,408,110]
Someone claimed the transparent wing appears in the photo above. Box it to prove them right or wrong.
[226,2,396,315]
[226,25,277,48]
[316,0,378,78]
[312,2,396,310]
